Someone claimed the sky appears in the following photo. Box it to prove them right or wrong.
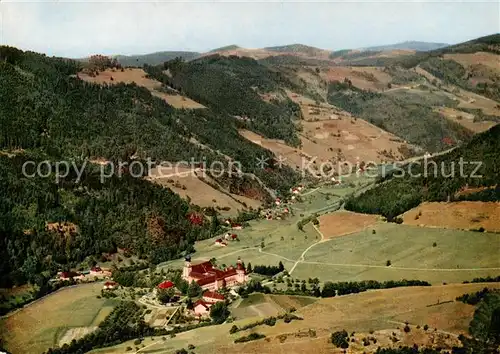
[0,0,498,58]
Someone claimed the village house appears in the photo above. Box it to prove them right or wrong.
[90,266,102,275]
[214,238,228,247]
[58,271,85,281]
[193,299,212,317]
[103,281,117,290]
[223,232,238,241]
[157,280,175,290]
[182,256,248,291]
[202,290,225,303]
[231,223,243,230]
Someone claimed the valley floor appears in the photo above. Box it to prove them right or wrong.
[158,180,500,285]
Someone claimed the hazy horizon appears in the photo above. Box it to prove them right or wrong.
[0,0,498,58]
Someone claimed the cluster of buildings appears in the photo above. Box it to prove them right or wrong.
[214,232,239,247]
[182,255,248,291]
[54,266,112,283]
[152,256,248,317]
[193,291,226,316]
[222,219,243,230]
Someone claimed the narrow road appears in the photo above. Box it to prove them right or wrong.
[289,224,325,275]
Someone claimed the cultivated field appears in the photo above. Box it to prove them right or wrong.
[157,217,319,273]
[320,66,393,91]
[92,283,500,354]
[318,211,380,239]
[402,201,500,233]
[147,166,261,216]
[1,282,118,354]
[153,173,499,288]
[156,179,375,275]
[78,68,205,109]
[302,119,407,163]
[156,175,500,285]
[240,117,407,173]
[230,293,317,320]
[443,52,500,71]
[144,308,177,327]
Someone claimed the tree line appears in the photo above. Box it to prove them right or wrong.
[251,261,285,276]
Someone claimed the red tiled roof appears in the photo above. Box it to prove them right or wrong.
[196,275,217,286]
[91,266,102,272]
[188,213,204,225]
[157,280,175,289]
[190,260,241,286]
[203,291,225,300]
[194,299,211,309]
[104,281,116,286]
[191,261,214,274]
[189,272,206,279]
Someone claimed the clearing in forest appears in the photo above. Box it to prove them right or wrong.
[78,68,205,109]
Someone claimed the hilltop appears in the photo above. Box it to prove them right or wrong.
[264,44,331,58]
[114,50,201,66]
[208,44,241,53]
[362,40,450,52]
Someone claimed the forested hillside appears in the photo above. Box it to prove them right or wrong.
[345,124,500,219]
[0,46,299,287]
[148,55,303,145]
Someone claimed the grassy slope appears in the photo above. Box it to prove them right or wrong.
[293,222,500,283]
[1,282,118,354]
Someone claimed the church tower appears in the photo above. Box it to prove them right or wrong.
[236,256,246,283]
[182,255,192,280]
